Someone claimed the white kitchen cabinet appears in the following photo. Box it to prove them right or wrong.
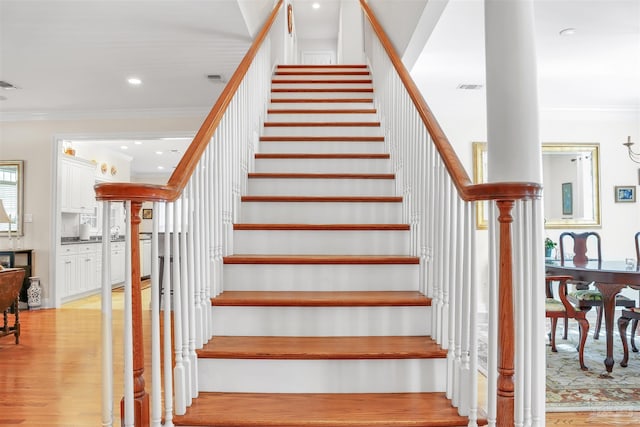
[77,244,100,293]
[111,241,126,285]
[140,239,151,278]
[58,243,102,302]
[58,246,79,299]
[60,156,96,213]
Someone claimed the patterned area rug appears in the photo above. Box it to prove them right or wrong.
[478,314,640,412]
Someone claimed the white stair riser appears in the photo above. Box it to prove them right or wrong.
[272,83,373,90]
[223,264,419,292]
[271,91,374,100]
[262,126,382,137]
[269,102,375,110]
[273,73,370,80]
[254,158,390,174]
[239,201,402,223]
[258,141,386,154]
[211,306,431,336]
[233,229,409,255]
[198,358,446,393]
[267,113,378,123]
[247,178,395,196]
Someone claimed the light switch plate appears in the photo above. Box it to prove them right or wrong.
[24,213,33,223]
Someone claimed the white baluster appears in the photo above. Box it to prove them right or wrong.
[101,201,113,427]
[123,200,134,427]
[162,202,174,426]
[173,199,186,415]
[150,202,162,426]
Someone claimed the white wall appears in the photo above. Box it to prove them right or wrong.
[0,114,203,307]
[337,0,364,64]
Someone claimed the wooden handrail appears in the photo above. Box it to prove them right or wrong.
[95,0,284,203]
[358,0,541,202]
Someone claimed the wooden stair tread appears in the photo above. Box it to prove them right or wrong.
[212,291,430,307]
[198,336,445,360]
[264,121,380,127]
[223,255,419,264]
[272,88,374,93]
[174,392,484,426]
[275,71,371,76]
[272,79,373,84]
[270,98,374,103]
[267,109,377,114]
[277,64,368,68]
[241,196,402,203]
[260,136,384,142]
[247,173,394,179]
[254,153,389,159]
[233,223,408,230]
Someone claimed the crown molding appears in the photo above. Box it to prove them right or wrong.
[0,107,209,122]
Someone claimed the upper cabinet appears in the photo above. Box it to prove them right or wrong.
[60,155,97,213]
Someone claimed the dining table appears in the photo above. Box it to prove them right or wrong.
[545,258,640,374]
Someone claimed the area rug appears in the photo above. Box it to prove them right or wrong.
[478,315,640,412]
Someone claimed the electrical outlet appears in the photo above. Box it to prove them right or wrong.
[24,213,33,223]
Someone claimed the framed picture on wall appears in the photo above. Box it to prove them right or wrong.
[561,182,573,215]
[142,208,153,219]
[615,186,636,203]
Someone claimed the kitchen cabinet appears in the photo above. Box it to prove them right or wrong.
[111,242,126,285]
[58,245,79,299]
[60,156,96,213]
[140,239,151,279]
[58,243,102,301]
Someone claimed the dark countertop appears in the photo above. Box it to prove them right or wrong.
[61,236,126,245]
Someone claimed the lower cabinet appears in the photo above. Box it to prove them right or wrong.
[111,242,126,285]
[58,244,101,301]
[58,240,145,303]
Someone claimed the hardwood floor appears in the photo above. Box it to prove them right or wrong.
[0,289,636,426]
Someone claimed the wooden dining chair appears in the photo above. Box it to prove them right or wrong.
[559,231,636,340]
[620,231,640,354]
[546,275,590,370]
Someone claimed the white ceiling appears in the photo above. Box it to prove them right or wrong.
[1,0,639,176]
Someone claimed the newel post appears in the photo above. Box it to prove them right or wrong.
[496,199,515,427]
[121,201,150,427]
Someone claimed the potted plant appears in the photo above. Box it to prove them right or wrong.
[545,238,557,258]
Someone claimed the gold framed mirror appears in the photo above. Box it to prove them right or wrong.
[473,142,600,229]
[0,160,25,236]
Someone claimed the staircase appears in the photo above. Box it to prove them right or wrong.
[173,65,482,427]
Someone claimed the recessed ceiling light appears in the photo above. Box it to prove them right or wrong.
[120,145,128,150]
[559,28,576,36]
[312,3,320,9]
[134,141,142,145]
[156,151,163,155]
[157,166,165,170]
[127,77,142,85]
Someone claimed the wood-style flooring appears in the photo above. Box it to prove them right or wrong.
[0,288,636,426]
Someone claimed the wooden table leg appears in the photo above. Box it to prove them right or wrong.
[594,283,626,373]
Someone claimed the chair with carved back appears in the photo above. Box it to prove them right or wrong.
[617,232,640,365]
[559,231,635,340]
[546,275,589,370]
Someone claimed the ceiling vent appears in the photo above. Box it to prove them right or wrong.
[207,74,226,83]
[0,80,19,90]
[457,84,483,90]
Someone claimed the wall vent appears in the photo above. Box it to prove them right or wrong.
[207,74,226,83]
[0,81,19,90]
[457,84,483,90]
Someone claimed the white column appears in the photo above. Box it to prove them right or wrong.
[484,1,545,425]
[484,0,541,183]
